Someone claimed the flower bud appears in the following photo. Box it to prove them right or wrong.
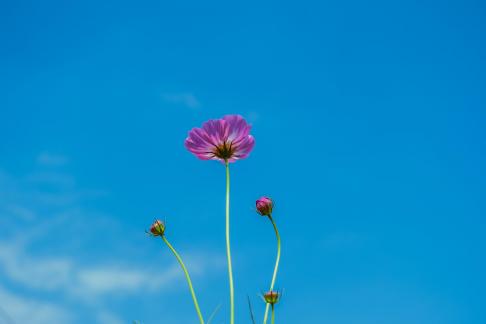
[256,197,273,216]
[149,220,165,236]
[263,290,280,305]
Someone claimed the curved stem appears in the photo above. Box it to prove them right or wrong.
[162,236,205,324]
[225,161,235,324]
[263,215,281,324]
[271,304,275,324]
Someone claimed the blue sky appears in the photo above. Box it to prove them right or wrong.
[1,0,485,323]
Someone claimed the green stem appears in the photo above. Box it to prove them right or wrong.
[225,161,235,324]
[271,304,275,324]
[162,236,205,324]
[263,215,281,324]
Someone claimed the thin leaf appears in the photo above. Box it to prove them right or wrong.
[207,303,222,324]
[247,295,256,324]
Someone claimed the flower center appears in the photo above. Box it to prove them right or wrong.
[214,141,234,160]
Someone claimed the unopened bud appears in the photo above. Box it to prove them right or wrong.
[256,197,273,216]
[263,290,280,305]
[149,220,165,236]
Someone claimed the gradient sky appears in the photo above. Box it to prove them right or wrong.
[1,0,486,323]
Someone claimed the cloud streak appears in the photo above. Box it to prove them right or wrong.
[0,286,72,324]
[0,242,185,299]
[0,155,224,323]
[36,152,69,167]
[162,92,201,109]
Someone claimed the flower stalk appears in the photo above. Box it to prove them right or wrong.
[225,161,235,324]
[162,236,205,324]
[263,215,281,324]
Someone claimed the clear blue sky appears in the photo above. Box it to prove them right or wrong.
[1,0,485,323]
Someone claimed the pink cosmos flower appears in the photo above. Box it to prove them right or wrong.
[184,115,255,163]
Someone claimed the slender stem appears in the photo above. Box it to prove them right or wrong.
[263,215,281,324]
[271,304,275,324]
[162,236,205,324]
[225,161,235,324]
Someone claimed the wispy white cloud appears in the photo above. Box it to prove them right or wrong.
[96,311,124,324]
[4,204,36,221]
[0,285,72,324]
[36,152,69,167]
[0,239,221,300]
[26,171,76,187]
[0,244,73,292]
[0,156,224,323]
[0,286,126,324]
[162,92,201,109]
[75,264,181,297]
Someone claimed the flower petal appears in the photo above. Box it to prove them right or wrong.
[228,135,255,162]
[202,119,228,146]
[223,115,251,142]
